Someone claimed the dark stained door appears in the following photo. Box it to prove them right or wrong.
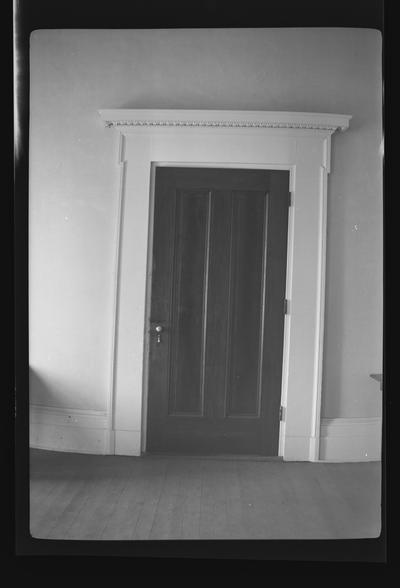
[146,167,289,455]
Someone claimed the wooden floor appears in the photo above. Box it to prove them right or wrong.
[30,449,381,540]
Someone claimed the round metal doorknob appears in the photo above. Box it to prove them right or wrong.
[155,325,163,333]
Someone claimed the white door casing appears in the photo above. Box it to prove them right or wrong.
[98,109,351,461]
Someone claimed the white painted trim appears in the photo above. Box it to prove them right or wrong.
[29,404,111,454]
[319,417,382,462]
[106,134,127,455]
[98,108,351,461]
[98,109,351,132]
[283,436,314,461]
[140,162,157,455]
[114,430,142,456]
[308,164,330,461]
[278,167,296,457]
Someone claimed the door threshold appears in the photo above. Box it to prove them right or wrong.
[142,453,283,462]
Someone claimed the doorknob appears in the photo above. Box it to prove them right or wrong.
[155,324,163,344]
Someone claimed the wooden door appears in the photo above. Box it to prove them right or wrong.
[146,167,289,456]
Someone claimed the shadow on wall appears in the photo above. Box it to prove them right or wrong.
[29,366,101,409]
[29,366,60,408]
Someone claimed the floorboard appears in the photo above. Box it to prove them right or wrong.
[29,449,382,540]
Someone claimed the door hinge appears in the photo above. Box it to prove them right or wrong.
[284,298,289,315]
[288,191,293,207]
[279,406,285,422]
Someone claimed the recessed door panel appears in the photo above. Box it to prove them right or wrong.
[225,192,266,418]
[168,190,210,416]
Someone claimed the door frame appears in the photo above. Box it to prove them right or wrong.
[98,109,351,461]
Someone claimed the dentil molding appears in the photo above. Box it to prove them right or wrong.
[98,109,351,132]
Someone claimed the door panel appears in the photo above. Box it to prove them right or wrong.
[203,190,232,421]
[225,191,266,418]
[168,190,210,416]
[146,167,289,455]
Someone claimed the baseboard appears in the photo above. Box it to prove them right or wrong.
[30,406,382,461]
[29,404,112,455]
[319,417,382,462]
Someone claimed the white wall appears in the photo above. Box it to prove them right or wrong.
[29,28,383,420]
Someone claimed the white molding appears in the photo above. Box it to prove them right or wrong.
[29,404,111,454]
[106,134,127,455]
[114,430,142,456]
[308,165,329,461]
[319,417,382,461]
[140,163,158,454]
[97,108,351,461]
[98,109,351,132]
[284,436,315,461]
